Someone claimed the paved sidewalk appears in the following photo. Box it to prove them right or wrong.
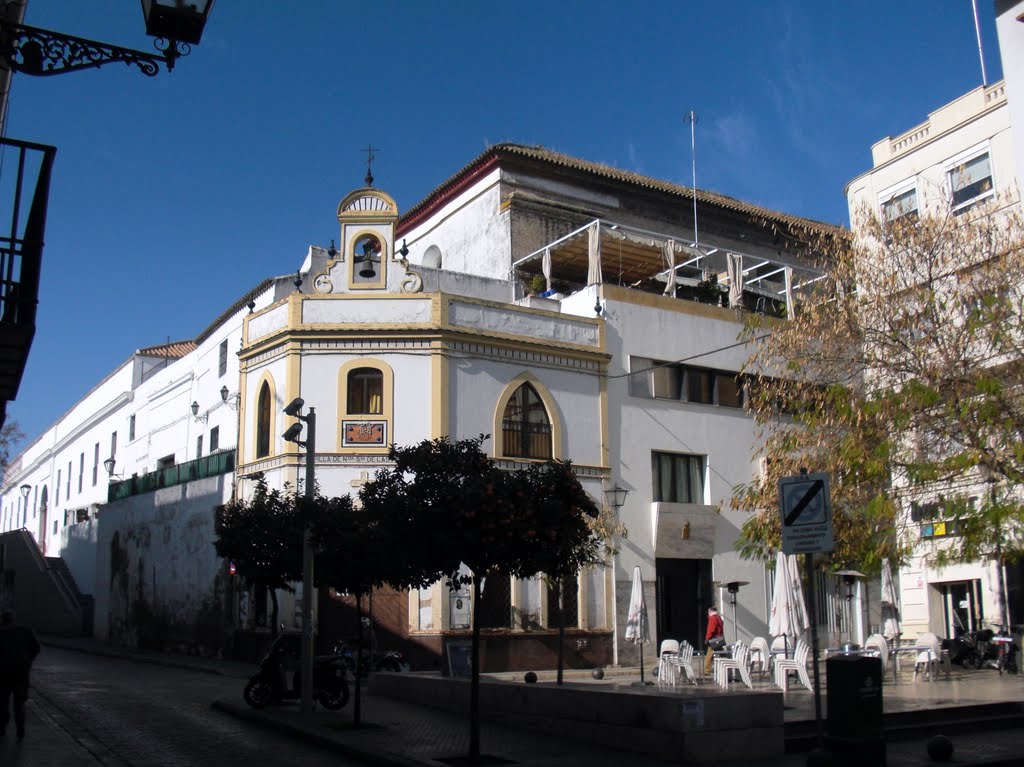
[41,635,1024,766]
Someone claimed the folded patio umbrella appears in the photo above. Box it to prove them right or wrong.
[625,565,650,682]
[881,557,902,640]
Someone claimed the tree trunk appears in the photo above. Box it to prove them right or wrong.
[353,592,363,727]
[269,588,280,635]
[470,576,482,762]
[555,580,565,685]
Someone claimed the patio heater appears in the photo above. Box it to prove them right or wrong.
[836,570,865,649]
[719,580,749,643]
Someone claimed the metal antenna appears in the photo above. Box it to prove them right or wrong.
[683,111,699,248]
[971,0,987,86]
[363,144,378,186]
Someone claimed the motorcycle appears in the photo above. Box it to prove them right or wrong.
[986,627,1019,675]
[332,639,406,677]
[243,632,351,710]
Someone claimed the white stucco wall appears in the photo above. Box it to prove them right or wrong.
[401,170,510,279]
[846,84,1018,220]
[93,474,233,647]
[600,291,768,645]
[997,1,1024,201]
[1,281,276,569]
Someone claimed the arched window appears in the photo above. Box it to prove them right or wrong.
[501,382,552,459]
[256,381,272,458]
[347,367,383,415]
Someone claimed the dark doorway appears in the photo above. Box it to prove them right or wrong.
[656,558,712,648]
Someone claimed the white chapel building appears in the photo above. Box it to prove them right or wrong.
[0,144,836,670]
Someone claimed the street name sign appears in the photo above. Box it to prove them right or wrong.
[779,472,834,555]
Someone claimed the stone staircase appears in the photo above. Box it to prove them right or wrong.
[0,529,91,635]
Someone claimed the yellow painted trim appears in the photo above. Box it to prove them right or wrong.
[337,358,394,454]
[237,368,249,468]
[347,227,388,290]
[337,188,399,222]
[491,373,564,460]
[431,343,449,439]
[252,371,278,462]
[599,363,609,473]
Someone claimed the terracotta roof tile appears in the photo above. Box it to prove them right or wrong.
[136,340,196,359]
[400,143,843,237]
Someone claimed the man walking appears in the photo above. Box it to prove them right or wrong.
[0,609,40,740]
[704,605,725,676]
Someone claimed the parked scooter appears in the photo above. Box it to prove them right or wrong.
[332,639,406,677]
[243,632,350,710]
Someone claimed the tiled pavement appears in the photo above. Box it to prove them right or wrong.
[39,635,1024,766]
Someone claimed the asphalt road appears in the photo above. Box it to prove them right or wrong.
[2,645,367,766]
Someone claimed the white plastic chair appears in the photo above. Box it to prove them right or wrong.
[668,641,698,686]
[716,642,753,689]
[863,633,889,675]
[774,640,812,692]
[657,639,680,685]
[750,636,771,679]
[913,632,944,681]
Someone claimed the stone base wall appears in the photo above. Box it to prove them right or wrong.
[371,672,783,763]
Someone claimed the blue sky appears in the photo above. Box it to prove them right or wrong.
[4,0,1005,446]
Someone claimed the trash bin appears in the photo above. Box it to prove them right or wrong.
[825,654,885,767]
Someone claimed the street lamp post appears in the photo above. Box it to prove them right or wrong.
[0,0,215,80]
[283,397,316,715]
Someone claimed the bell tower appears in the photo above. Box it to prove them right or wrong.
[310,187,399,294]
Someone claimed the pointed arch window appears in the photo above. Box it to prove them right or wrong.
[256,381,272,458]
[502,382,552,459]
[347,367,383,415]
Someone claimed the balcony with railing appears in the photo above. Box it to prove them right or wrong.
[0,137,56,426]
[107,450,235,502]
[513,219,825,319]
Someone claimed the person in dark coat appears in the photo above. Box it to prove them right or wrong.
[0,609,40,740]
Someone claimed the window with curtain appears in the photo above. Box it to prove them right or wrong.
[502,382,552,459]
[881,187,918,221]
[256,382,271,458]
[347,367,383,414]
[948,152,993,212]
[651,451,705,503]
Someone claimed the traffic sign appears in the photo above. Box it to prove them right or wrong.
[779,472,833,554]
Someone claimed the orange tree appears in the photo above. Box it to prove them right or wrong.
[359,436,600,763]
[306,491,392,727]
[214,474,304,633]
[520,459,601,684]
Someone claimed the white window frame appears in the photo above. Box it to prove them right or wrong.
[944,142,995,214]
[877,177,918,221]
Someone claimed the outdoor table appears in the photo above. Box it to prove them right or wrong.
[891,644,929,682]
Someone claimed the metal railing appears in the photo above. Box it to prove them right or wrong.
[107,450,235,502]
[0,137,56,405]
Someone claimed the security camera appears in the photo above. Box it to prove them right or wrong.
[283,397,305,417]
[282,423,304,443]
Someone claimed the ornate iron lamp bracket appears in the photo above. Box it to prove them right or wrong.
[0,23,187,77]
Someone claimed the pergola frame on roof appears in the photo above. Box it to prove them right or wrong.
[512,218,826,313]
